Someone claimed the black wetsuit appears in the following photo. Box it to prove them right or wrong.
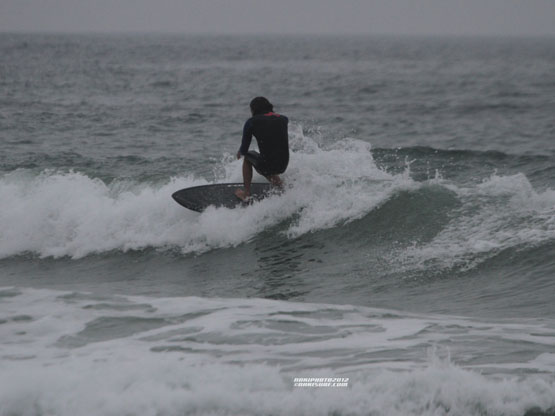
[238,112,289,177]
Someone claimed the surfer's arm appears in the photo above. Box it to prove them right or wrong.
[238,118,254,157]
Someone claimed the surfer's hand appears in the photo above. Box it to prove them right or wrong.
[236,152,242,159]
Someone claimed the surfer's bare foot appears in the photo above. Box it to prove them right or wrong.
[235,188,251,201]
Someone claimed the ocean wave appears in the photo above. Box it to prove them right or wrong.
[372,146,555,184]
[396,172,555,272]
[1,287,555,416]
[0,135,405,258]
[1,135,554,262]
[2,358,554,416]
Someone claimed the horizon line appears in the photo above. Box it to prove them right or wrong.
[2,30,555,39]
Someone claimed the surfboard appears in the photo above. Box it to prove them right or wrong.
[172,183,273,212]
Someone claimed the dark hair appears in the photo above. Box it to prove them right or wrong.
[250,97,273,115]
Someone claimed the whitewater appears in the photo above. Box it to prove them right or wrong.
[1,33,555,416]
[2,132,554,262]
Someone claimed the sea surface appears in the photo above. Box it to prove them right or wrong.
[1,33,555,416]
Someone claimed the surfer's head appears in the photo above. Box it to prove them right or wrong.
[250,97,273,116]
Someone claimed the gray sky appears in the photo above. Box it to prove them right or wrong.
[1,0,554,36]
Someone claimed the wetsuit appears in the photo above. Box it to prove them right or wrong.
[238,112,289,177]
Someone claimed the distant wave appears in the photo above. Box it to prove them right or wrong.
[372,145,554,163]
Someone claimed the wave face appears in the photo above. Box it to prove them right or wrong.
[2,132,554,319]
[2,131,554,261]
[0,135,395,258]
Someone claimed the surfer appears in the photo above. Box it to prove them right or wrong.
[235,97,289,201]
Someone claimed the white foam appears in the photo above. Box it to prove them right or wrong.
[3,357,554,416]
[398,172,555,270]
[0,169,203,258]
[0,131,413,259]
[1,287,555,416]
[2,130,554,262]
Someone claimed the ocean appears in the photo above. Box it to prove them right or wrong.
[1,33,555,416]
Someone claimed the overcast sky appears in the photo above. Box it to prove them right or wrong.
[1,0,554,36]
